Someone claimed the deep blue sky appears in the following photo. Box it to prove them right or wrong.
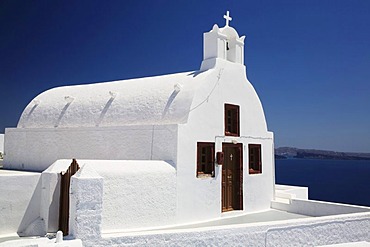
[1,1,369,152]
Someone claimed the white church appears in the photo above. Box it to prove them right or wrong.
[1,12,369,247]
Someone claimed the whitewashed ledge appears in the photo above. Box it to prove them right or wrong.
[0,231,82,247]
[318,242,370,247]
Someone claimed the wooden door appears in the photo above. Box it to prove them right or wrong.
[222,143,243,212]
[59,159,80,236]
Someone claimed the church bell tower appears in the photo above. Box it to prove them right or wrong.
[201,11,246,70]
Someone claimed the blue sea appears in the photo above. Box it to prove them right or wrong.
[275,159,370,207]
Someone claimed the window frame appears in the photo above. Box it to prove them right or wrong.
[196,142,215,178]
[224,104,240,137]
[248,144,262,174]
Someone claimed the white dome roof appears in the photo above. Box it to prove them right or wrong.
[18,70,212,129]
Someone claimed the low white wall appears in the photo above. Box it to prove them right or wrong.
[82,211,370,247]
[69,165,104,241]
[4,125,177,172]
[275,184,309,200]
[69,160,177,234]
[272,198,370,217]
[0,170,43,236]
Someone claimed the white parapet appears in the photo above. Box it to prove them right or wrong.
[272,198,370,217]
[68,160,177,237]
[0,170,44,236]
[69,164,104,241]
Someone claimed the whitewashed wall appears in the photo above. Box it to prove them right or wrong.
[176,59,274,223]
[68,160,177,234]
[78,207,370,247]
[69,164,104,241]
[0,171,43,236]
[4,125,177,172]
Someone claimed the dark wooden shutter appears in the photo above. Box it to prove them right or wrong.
[196,142,215,177]
[224,104,240,136]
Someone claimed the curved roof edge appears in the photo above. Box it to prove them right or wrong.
[18,70,212,129]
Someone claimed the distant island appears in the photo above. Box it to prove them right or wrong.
[275,147,370,160]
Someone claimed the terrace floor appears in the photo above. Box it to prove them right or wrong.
[166,209,311,230]
[102,208,312,237]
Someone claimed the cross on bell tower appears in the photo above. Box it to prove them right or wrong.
[223,11,232,26]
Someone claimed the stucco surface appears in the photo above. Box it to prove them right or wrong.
[319,242,370,246]
[69,164,104,241]
[69,160,177,233]
[175,58,273,223]
[0,171,42,236]
[88,211,370,247]
[4,125,178,171]
[17,71,206,129]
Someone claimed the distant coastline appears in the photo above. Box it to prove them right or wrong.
[275,147,370,160]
